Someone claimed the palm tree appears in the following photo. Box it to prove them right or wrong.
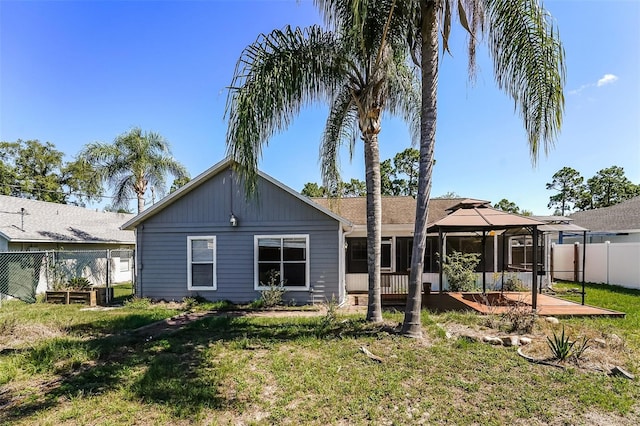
[399,0,565,337]
[226,1,419,322]
[80,127,188,214]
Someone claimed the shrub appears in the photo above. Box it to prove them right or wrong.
[547,325,574,361]
[502,274,526,292]
[441,251,481,292]
[259,270,286,308]
[502,303,536,333]
[572,336,591,361]
[124,297,152,309]
[67,277,92,291]
[319,295,339,333]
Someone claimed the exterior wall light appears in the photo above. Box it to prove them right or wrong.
[229,213,238,227]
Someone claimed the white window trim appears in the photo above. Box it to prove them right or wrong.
[381,237,394,272]
[254,234,310,290]
[187,236,217,291]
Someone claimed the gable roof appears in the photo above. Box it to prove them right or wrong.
[0,195,135,244]
[569,196,640,232]
[311,197,467,226]
[122,158,352,230]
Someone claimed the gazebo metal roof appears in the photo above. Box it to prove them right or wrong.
[429,204,544,232]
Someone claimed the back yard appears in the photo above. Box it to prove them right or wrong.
[1,282,639,425]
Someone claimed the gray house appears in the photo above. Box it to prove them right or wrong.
[568,196,640,243]
[122,158,351,304]
[0,195,135,297]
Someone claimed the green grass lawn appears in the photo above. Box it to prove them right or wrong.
[1,283,639,425]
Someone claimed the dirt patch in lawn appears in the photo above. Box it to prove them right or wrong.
[439,318,634,375]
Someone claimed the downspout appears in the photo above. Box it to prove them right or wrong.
[136,225,143,297]
[339,224,354,307]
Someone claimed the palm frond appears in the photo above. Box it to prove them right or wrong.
[225,25,346,193]
[386,62,421,145]
[320,86,359,191]
[483,0,565,163]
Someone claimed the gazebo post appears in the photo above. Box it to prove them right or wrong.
[532,226,538,311]
[482,230,486,294]
[501,233,506,292]
[582,230,587,305]
[438,228,444,293]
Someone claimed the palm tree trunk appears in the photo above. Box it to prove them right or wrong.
[402,0,439,337]
[137,194,145,214]
[364,132,383,323]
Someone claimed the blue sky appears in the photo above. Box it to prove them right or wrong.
[1,0,638,214]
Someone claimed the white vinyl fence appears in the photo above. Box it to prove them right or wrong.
[552,242,640,289]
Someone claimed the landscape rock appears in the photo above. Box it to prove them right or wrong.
[610,366,634,380]
[609,333,624,348]
[519,337,532,345]
[483,336,503,345]
[545,317,560,325]
[593,338,607,347]
[501,336,517,347]
[459,334,480,343]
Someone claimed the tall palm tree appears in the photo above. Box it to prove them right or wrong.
[80,127,188,214]
[400,0,565,337]
[226,0,419,322]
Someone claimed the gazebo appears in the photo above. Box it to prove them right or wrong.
[428,200,545,310]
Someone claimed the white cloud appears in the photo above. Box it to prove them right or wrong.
[568,84,590,95]
[569,73,619,95]
[597,74,619,87]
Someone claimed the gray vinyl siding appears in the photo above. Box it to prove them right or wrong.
[135,167,341,303]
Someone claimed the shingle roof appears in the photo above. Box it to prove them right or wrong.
[0,195,135,244]
[311,197,465,226]
[569,196,640,232]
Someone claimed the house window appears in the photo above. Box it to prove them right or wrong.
[255,235,309,289]
[346,238,367,273]
[187,236,216,290]
[119,257,130,272]
[350,239,367,261]
[381,237,392,271]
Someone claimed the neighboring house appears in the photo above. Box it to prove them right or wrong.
[567,196,640,243]
[0,195,135,294]
[122,158,351,304]
[0,195,134,251]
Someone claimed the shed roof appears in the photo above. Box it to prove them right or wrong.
[0,195,135,244]
[568,196,640,232]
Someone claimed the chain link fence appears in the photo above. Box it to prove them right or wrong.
[0,249,135,304]
[0,251,48,303]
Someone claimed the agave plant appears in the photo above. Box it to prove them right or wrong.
[547,325,575,361]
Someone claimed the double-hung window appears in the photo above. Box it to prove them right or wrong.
[255,235,309,290]
[187,236,217,290]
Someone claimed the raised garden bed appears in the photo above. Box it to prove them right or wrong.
[46,290,97,306]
